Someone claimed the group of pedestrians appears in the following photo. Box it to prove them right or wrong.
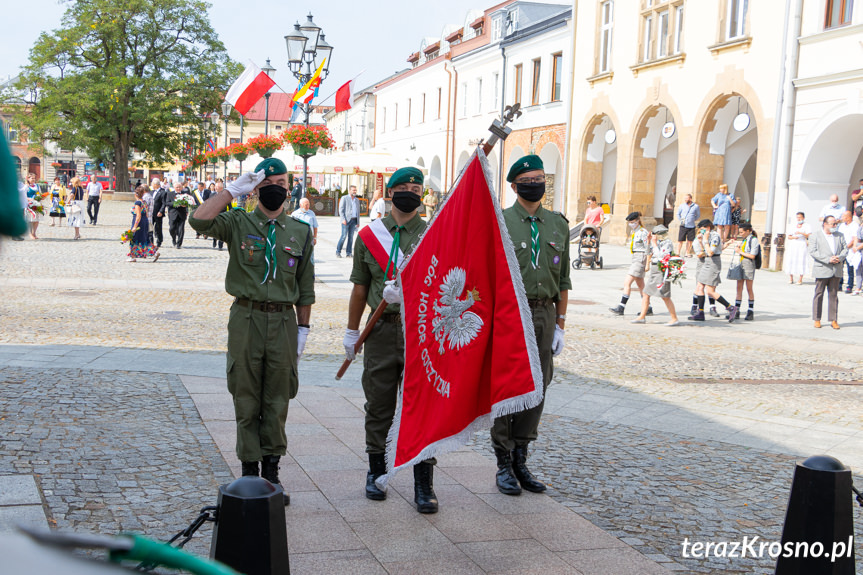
[18,173,87,241]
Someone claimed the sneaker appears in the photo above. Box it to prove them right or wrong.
[690,304,698,315]
[844,289,852,294]
[708,306,719,317]
[630,318,646,324]
[609,305,625,315]
[744,310,754,321]
[645,306,654,316]
[687,311,705,321]
[336,252,342,258]
[727,306,739,323]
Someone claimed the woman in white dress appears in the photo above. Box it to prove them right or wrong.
[785,211,810,284]
[65,176,86,240]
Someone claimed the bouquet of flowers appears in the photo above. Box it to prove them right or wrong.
[120,229,135,243]
[172,193,195,209]
[657,254,687,287]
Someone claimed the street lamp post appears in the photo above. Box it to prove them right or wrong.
[200,116,209,183]
[209,110,220,182]
[221,101,232,181]
[261,58,276,136]
[285,13,333,201]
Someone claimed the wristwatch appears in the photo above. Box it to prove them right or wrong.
[557,315,566,321]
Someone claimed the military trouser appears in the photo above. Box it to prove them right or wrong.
[491,302,555,452]
[361,314,404,454]
[226,300,299,462]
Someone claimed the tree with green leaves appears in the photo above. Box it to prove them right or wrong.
[14,0,240,193]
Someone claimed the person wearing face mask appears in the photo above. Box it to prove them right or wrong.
[491,155,570,497]
[344,167,439,514]
[609,212,653,316]
[785,212,810,284]
[818,194,845,223]
[630,225,679,326]
[189,157,315,505]
[809,215,847,329]
[675,193,701,257]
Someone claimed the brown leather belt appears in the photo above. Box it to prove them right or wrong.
[234,298,293,313]
[380,313,402,324]
[527,298,555,308]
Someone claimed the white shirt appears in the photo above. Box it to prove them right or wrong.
[838,220,859,246]
[369,198,386,220]
[291,208,319,229]
[822,229,837,255]
[86,181,102,197]
[819,203,845,221]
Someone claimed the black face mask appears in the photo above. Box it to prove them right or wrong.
[258,184,287,211]
[392,191,422,213]
[516,182,545,202]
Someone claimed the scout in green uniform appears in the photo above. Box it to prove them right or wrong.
[189,158,315,505]
[492,155,570,496]
[343,167,439,514]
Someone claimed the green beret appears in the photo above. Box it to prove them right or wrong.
[387,167,423,189]
[254,157,287,176]
[506,155,544,183]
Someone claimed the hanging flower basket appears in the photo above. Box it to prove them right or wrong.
[227,142,250,162]
[246,134,284,159]
[257,147,278,159]
[292,143,317,157]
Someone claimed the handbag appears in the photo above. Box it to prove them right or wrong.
[68,202,82,215]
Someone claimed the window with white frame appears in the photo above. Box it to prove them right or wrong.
[726,0,748,40]
[506,8,519,35]
[639,0,684,63]
[475,77,483,114]
[491,15,503,41]
[493,72,500,110]
[8,127,18,142]
[599,0,614,73]
[513,64,523,105]
[531,59,541,105]
[461,82,468,117]
[551,53,563,102]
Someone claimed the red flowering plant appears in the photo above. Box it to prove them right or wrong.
[227,142,250,162]
[211,147,233,162]
[246,134,283,158]
[190,153,207,168]
[281,125,334,151]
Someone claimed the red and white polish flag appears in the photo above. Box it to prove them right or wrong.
[379,149,543,486]
[225,62,276,117]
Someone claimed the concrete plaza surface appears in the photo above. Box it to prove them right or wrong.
[0,202,861,574]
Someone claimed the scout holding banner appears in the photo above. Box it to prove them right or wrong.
[378,148,544,492]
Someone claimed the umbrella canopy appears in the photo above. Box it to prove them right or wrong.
[304,150,428,175]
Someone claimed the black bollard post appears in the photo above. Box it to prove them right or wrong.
[775,455,855,575]
[210,476,289,575]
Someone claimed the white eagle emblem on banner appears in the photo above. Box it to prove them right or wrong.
[432,267,483,354]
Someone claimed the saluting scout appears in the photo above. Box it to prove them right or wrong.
[609,211,652,316]
[492,155,570,496]
[189,158,315,505]
[343,167,440,514]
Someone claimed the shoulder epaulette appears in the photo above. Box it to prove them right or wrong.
[290,215,311,226]
[552,210,569,223]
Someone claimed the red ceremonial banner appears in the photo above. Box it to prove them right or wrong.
[381,149,542,482]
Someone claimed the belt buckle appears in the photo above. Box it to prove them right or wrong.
[265,302,278,313]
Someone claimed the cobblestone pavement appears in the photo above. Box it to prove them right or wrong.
[0,366,233,563]
[2,202,862,573]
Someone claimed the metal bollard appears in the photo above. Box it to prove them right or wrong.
[775,455,855,575]
[210,476,290,575]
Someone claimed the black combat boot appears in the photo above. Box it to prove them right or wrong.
[241,461,259,477]
[511,445,547,493]
[366,453,387,501]
[494,449,522,495]
[261,455,290,506]
[413,461,439,514]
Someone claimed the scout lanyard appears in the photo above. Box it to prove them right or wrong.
[528,216,540,269]
[384,225,406,279]
[630,226,644,254]
[739,235,751,263]
[260,220,278,284]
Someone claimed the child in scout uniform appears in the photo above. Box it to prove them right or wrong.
[631,225,680,326]
[492,154,570,496]
[189,158,315,505]
[609,212,653,316]
[688,219,739,322]
[343,166,440,514]
[727,222,759,321]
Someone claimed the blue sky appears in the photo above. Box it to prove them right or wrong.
[0,0,565,103]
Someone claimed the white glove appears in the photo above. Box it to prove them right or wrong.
[382,280,403,305]
[551,325,565,357]
[343,328,361,361]
[297,326,310,359]
[226,170,265,199]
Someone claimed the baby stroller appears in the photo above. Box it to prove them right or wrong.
[572,225,603,270]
